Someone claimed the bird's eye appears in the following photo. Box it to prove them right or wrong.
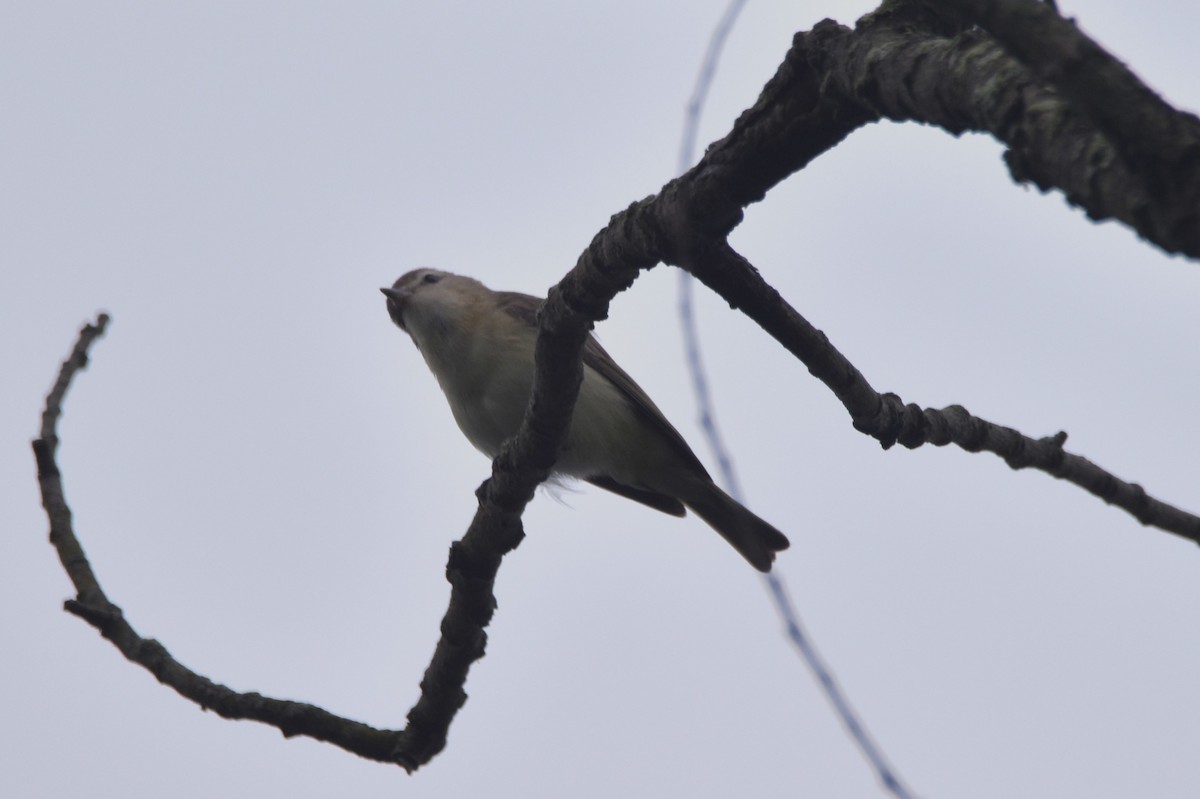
[422,273,441,285]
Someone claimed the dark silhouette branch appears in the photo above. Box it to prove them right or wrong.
[801,12,1199,257]
[34,317,402,765]
[34,0,1200,778]
[512,5,1200,578]
[931,0,1200,202]
[37,313,111,606]
[681,240,1200,545]
[33,319,525,770]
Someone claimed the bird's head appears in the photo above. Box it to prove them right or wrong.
[381,268,497,347]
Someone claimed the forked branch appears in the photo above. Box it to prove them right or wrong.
[33,0,1200,777]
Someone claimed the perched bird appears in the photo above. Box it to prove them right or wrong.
[381,269,789,571]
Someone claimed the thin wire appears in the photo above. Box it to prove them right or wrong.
[676,4,916,797]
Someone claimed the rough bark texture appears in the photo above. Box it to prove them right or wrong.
[34,0,1200,774]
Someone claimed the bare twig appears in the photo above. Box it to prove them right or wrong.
[677,4,916,798]
[34,316,414,769]
[682,239,1200,544]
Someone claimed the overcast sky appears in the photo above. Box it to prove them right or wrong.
[5,2,1200,797]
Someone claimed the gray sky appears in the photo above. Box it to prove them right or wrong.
[5,2,1200,796]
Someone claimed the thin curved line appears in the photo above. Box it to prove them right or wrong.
[676,4,916,797]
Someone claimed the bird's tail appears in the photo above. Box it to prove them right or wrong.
[683,481,790,572]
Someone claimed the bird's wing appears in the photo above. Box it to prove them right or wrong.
[582,474,686,516]
[495,290,710,481]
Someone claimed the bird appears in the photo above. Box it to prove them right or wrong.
[380,268,789,571]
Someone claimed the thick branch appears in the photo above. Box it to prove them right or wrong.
[500,10,1200,739]
[799,15,1200,257]
[381,8,1200,762]
[932,0,1200,197]
[510,5,1200,588]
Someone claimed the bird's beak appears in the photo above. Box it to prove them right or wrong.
[380,287,410,304]
[380,286,411,330]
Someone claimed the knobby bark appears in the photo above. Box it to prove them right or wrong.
[34,0,1200,773]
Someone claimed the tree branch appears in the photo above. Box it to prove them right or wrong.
[34,317,406,765]
[681,240,1200,546]
[797,11,1200,256]
[507,8,1200,606]
[932,0,1200,198]
[443,6,1200,764]
[34,0,1200,778]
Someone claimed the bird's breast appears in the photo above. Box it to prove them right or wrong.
[419,319,537,458]
[413,314,674,487]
